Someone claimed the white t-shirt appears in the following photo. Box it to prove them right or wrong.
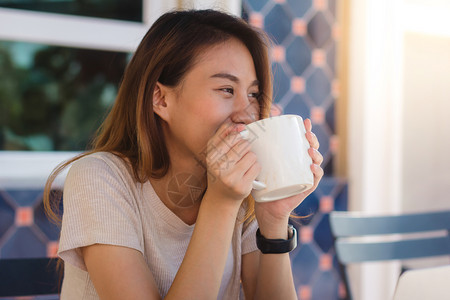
[58,152,258,299]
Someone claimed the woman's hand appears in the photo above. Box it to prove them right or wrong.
[204,119,261,204]
[255,118,324,233]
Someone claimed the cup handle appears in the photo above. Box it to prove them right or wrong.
[240,130,266,191]
[252,180,266,190]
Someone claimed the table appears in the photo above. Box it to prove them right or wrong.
[393,264,450,300]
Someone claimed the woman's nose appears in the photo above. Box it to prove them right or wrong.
[230,94,259,124]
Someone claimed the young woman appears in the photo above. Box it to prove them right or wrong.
[44,9,323,299]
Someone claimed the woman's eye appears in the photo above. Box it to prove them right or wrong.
[220,88,234,95]
[248,92,260,99]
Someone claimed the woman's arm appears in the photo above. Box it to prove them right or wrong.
[81,245,161,299]
[166,121,261,298]
[242,249,297,300]
[165,190,242,298]
[242,118,324,299]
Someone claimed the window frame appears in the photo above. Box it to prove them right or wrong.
[0,0,241,189]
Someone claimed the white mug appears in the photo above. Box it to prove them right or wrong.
[240,114,314,202]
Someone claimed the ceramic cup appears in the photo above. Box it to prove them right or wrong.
[240,114,314,202]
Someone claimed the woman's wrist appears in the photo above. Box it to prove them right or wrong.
[202,188,243,215]
[257,217,291,239]
[255,209,290,239]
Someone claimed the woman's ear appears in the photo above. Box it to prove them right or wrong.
[152,82,170,121]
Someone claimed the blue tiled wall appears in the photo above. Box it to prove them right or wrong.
[242,0,347,299]
[0,189,60,259]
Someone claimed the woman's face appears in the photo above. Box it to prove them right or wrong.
[159,37,261,165]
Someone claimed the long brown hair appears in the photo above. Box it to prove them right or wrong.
[44,9,273,225]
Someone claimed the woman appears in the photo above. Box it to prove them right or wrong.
[44,9,323,299]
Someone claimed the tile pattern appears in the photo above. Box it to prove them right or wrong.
[0,1,348,299]
[0,190,60,259]
[244,0,339,176]
[291,178,348,300]
[242,0,347,299]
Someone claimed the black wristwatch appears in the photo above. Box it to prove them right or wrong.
[256,224,298,254]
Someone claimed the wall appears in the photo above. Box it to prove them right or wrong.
[402,32,450,212]
[242,0,347,299]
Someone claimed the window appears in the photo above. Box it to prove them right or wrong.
[0,0,142,22]
[0,41,129,151]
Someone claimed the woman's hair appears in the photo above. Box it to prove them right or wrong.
[44,9,273,225]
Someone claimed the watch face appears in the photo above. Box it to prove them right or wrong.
[288,224,294,239]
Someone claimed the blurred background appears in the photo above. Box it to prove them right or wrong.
[0,0,449,299]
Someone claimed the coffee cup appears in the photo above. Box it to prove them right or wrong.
[240,114,314,202]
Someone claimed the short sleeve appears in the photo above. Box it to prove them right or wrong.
[241,218,258,255]
[58,154,143,271]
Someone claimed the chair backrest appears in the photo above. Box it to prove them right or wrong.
[0,257,61,297]
[330,210,450,264]
[329,210,450,299]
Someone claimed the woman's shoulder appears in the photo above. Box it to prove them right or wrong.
[72,151,127,170]
[68,151,134,183]
[63,152,141,205]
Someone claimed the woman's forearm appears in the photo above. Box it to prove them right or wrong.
[252,221,297,300]
[254,252,297,300]
[165,190,242,299]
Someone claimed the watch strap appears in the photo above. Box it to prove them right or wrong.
[256,224,298,254]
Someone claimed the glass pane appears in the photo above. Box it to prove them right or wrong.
[0,41,130,151]
[0,0,142,22]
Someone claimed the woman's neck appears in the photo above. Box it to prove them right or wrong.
[150,158,207,225]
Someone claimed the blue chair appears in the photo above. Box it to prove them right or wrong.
[329,210,450,300]
[0,257,61,297]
